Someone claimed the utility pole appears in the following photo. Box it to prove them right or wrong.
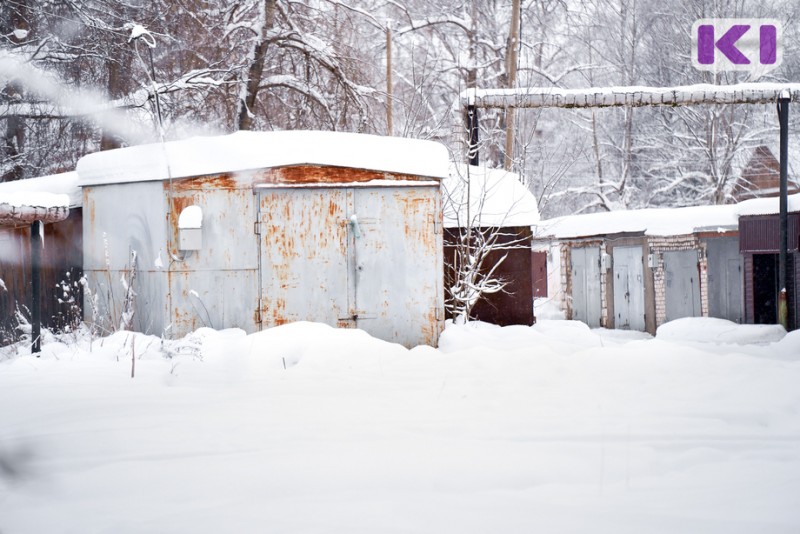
[504,0,521,171]
[386,21,393,136]
[777,92,790,330]
[31,220,41,354]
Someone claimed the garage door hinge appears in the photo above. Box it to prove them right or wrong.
[254,221,261,235]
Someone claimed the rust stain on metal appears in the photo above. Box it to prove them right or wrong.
[84,190,96,229]
[253,165,437,185]
[254,176,442,346]
[166,195,195,256]
[395,191,437,251]
[172,173,240,191]
[165,189,195,222]
[419,309,437,346]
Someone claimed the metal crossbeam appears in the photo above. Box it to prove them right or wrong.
[461,83,800,109]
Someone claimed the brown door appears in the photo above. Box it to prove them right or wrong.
[532,250,548,298]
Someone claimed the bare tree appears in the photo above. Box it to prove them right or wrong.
[442,164,537,322]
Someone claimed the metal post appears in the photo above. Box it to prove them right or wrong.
[386,22,393,136]
[467,104,479,166]
[777,95,789,330]
[31,220,42,355]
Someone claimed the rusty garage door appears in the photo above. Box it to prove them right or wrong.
[257,185,442,347]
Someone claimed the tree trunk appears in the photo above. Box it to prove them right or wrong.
[2,2,29,182]
[591,109,606,207]
[238,0,277,131]
[101,3,136,150]
[503,0,520,171]
[1,111,24,182]
[101,57,128,150]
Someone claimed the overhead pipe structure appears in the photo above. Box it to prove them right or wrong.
[463,82,799,329]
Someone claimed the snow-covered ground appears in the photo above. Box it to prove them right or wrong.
[1,319,799,534]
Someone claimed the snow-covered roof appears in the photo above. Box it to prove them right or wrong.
[535,203,740,239]
[534,193,800,240]
[0,172,80,209]
[76,130,450,186]
[0,171,78,225]
[737,192,800,216]
[442,165,540,228]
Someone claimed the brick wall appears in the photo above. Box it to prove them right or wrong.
[600,252,609,328]
[647,235,708,327]
[560,244,570,317]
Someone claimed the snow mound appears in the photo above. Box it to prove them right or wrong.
[656,317,786,345]
[194,321,409,377]
[2,319,800,533]
[440,319,609,354]
[534,297,565,320]
[772,330,800,359]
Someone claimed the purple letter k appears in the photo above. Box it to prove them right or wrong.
[697,24,751,65]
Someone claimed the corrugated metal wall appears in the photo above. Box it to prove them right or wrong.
[0,210,83,342]
[83,182,170,335]
[740,214,799,330]
[739,214,800,253]
[790,253,799,330]
[532,250,548,298]
[444,226,534,327]
[743,254,754,324]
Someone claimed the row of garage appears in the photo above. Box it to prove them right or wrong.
[1,130,798,346]
[534,201,800,334]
